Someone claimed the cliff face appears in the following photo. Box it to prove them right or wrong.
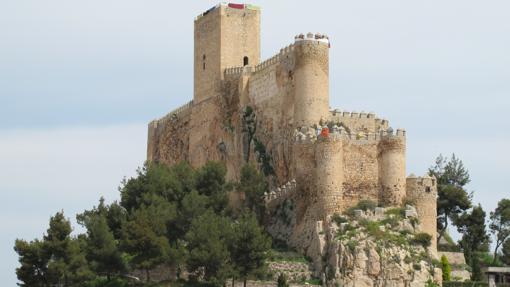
[267,204,442,287]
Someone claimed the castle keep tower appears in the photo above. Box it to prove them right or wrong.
[194,4,260,103]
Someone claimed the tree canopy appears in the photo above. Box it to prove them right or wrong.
[15,161,272,287]
[429,154,472,242]
[490,199,510,264]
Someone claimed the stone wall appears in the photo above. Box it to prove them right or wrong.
[147,101,192,163]
[147,4,439,274]
[328,110,388,133]
[407,175,438,253]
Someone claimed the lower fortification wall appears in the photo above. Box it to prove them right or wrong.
[342,140,380,207]
[147,102,192,164]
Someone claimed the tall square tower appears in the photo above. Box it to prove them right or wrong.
[194,4,260,103]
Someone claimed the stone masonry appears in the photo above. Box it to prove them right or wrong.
[146,2,438,266]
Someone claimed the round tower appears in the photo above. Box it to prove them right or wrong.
[315,136,344,219]
[293,33,330,127]
[378,129,406,206]
[292,127,317,197]
[406,175,438,254]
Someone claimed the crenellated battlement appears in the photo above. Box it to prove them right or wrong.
[150,100,193,127]
[294,32,330,47]
[264,179,297,210]
[195,3,260,21]
[330,109,378,120]
[406,174,437,188]
[293,125,405,144]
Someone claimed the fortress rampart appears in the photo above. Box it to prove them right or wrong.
[147,3,438,257]
[292,124,407,216]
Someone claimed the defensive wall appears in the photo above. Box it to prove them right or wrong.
[292,125,407,219]
[406,174,438,252]
[147,3,438,257]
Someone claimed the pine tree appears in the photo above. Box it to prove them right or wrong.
[185,210,233,286]
[14,239,50,287]
[121,199,175,282]
[429,154,472,242]
[237,164,268,221]
[501,239,510,266]
[230,211,271,287]
[195,161,231,213]
[490,199,510,264]
[44,212,93,286]
[456,204,490,276]
[85,215,127,280]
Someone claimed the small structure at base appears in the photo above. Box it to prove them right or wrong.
[483,267,510,287]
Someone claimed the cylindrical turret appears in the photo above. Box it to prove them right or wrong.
[293,136,316,197]
[315,138,344,219]
[378,129,406,206]
[406,175,438,254]
[293,33,330,127]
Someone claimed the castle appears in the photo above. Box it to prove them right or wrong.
[147,3,438,255]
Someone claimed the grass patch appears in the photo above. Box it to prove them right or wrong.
[345,200,377,216]
[268,249,310,263]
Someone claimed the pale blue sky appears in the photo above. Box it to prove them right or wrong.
[1,0,509,285]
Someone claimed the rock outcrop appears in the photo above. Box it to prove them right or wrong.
[268,205,442,287]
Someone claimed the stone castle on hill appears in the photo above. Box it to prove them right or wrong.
[147,2,438,259]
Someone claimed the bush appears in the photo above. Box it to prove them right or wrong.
[277,273,289,287]
[385,207,405,218]
[356,200,377,212]
[438,243,461,252]
[443,282,488,287]
[345,200,377,216]
[305,278,322,286]
[268,248,310,263]
[411,232,432,248]
[85,278,130,287]
[441,255,452,282]
[332,213,348,225]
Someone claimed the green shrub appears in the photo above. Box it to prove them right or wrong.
[356,200,377,212]
[332,213,348,225]
[411,232,432,248]
[442,282,488,287]
[441,255,452,282]
[85,278,130,287]
[385,207,405,218]
[277,273,289,287]
[269,248,310,263]
[345,200,377,216]
[425,279,440,287]
[305,278,322,286]
[438,243,461,252]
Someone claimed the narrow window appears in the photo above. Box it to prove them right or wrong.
[202,54,206,70]
[243,56,249,66]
